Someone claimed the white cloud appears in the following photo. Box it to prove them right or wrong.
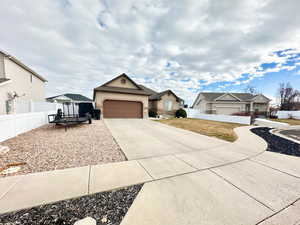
[1,0,300,105]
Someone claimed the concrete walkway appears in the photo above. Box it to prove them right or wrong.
[0,120,300,225]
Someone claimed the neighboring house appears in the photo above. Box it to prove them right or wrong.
[192,92,270,115]
[93,73,184,118]
[46,93,93,104]
[47,93,93,116]
[0,50,47,114]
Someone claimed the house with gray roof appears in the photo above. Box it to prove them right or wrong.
[192,92,270,115]
[46,93,93,103]
[93,73,184,118]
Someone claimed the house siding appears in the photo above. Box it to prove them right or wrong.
[155,93,181,116]
[106,77,138,89]
[4,58,45,102]
[0,53,5,78]
[0,57,45,114]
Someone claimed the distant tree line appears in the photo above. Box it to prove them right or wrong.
[277,82,300,110]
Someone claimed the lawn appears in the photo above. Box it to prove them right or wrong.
[157,118,245,142]
[270,119,300,126]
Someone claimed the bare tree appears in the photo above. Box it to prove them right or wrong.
[244,85,258,94]
[277,82,300,110]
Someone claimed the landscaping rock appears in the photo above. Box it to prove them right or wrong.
[0,121,126,177]
[0,166,21,175]
[74,217,96,225]
[0,145,9,155]
[251,127,300,157]
[0,184,143,225]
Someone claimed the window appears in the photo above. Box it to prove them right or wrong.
[121,78,126,84]
[164,100,173,111]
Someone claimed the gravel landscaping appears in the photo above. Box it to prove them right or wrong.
[0,184,143,225]
[251,127,300,157]
[0,120,126,177]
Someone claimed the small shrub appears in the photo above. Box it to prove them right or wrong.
[149,110,157,118]
[175,108,187,118]
[231,112,251,117]
[269,115,278,119]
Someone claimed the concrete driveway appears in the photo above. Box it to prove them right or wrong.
[2,121,300,224]
[104,119,229,160]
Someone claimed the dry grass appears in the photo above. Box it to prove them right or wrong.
[270,119,300,126]
[157,118,245,142]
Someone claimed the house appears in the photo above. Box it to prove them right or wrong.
[46,93,93,104]
[47,93,93,116]
[93,73,184,118]
[192,92,270,115]
[0,50,47,114]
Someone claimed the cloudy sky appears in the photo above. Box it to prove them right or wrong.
[1,0,300,105]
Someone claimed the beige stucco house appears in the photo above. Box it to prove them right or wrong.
[148,89,183,116]
[192,92,270,116]
[0,50,47,114]
[93,73,184,118]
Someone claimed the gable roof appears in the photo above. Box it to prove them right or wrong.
[138,84,158,95]
[47,93,93,102]
[199,92,255,101]
[149,90,183,102]
[192,92,270,107]
[214,93,243,101]
[93,74,184,102]
[99,73,142,90]
[0,50,47,82]
[94,73,152,96]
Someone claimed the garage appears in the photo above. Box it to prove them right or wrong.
[216,107,240,115]
[103,100,143,118]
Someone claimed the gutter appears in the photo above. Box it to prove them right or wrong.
[0,79,12,87]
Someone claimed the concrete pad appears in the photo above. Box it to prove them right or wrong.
[259,200,300,225]
[175,144,248,170]
[175,151,224,169]
[138,155,196,179]
[89,160,152,194]
[0,175,22,199]
[252,151,300,178]
[0,166,89,214]
[121,170,272,225]
[204,144,249,162]
[212,160,300,211]
[105,119,191,159]
[105,119,226,160]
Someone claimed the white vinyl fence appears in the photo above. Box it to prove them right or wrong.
[187,109,251,125]
[15,100,62,114]
[276,111,300,120]
[0,111,55,142]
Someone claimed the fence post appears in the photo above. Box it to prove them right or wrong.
[30,100,34,113]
